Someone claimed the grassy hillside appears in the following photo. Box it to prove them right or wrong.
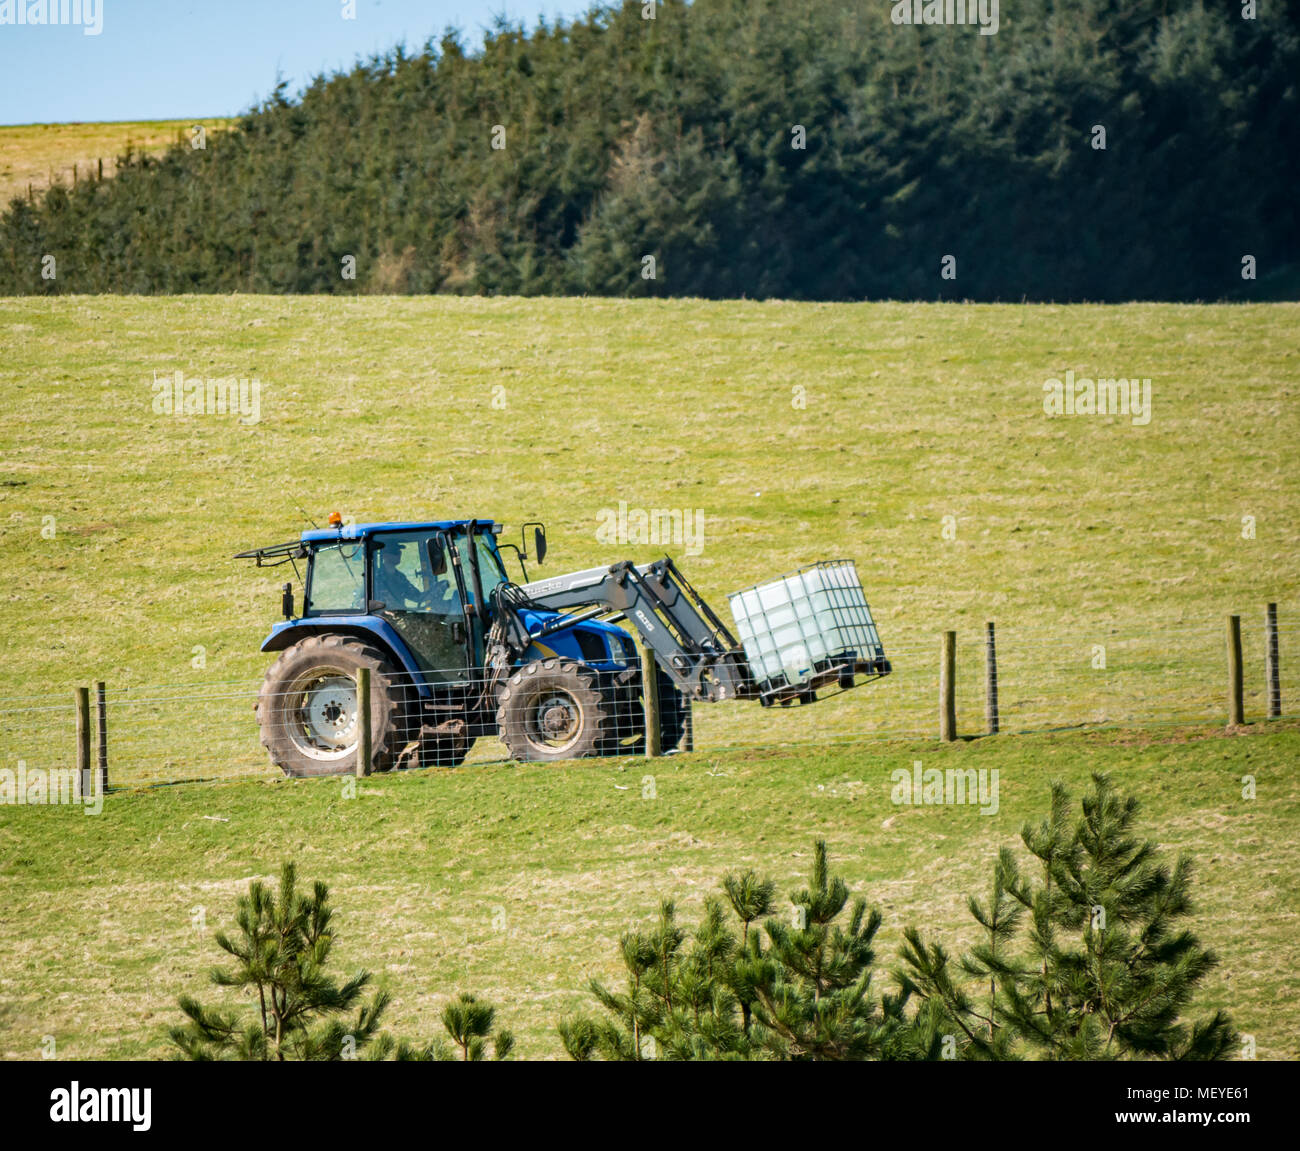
[1,725,1296,1060]
[0,119,233,206]
[1,296,1297,1061]
[0,297,1297,781]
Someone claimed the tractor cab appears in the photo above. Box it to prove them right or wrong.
[235,516,644,775]
[301,520,505,681]
[241,517,541,684]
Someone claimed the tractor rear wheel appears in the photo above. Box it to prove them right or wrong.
[496,658,613,762]
[256,635,410,777]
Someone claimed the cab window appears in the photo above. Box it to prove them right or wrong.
[371,531,462,616]
[306,542,365,614]
[457,529,508,608]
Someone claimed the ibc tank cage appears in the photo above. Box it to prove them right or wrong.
[726,560,888,701]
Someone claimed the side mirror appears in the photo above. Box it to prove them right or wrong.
[533,526,547,565]
[281,582,294,619]
[428,538,448,576]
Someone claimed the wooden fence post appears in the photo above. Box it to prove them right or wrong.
[1226,615,1244,727]
[940,631,957,742]
[75,687,91,798]
[640,643,661,758]
[984,621,999,735]
[356,668,371,777]
[1266,603,1280,719]
[96,681,108,793]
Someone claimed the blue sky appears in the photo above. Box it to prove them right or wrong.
[0,0,596,125]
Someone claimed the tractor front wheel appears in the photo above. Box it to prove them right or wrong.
[495,658,613,762]
[256,635,410,777]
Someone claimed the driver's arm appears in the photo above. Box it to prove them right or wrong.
[383,569,431,609]
[399,571,426,606]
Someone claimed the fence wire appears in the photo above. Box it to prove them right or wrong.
[1,611,1295,789]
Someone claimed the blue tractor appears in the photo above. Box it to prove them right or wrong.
[236,515,890,775]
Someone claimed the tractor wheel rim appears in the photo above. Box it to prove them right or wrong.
[527,691,582,752]
[290,670,359,760]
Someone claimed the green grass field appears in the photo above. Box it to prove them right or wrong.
[0,298,1297,780]
[1,296,1298,1059]
[1,725,1297,1060]
[0,119,234,206]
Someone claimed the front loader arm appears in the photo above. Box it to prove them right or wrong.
[521,559,755,702]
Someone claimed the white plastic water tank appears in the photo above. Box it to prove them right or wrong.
[728,561,882,689]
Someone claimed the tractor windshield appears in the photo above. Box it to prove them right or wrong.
[463,527,508,607]
[305,541,366,614]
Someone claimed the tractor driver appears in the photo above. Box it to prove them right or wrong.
[374,541,429,611]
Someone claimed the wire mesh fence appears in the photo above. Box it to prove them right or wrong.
[690,623,1290,752]
[1,608,1294,791]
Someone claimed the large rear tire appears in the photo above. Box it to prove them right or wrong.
[496,658,613,762]
[256,635,410,777]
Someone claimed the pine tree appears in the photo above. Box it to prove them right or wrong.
[897,848,1026,1060]
[430,993,515,1061]
[899,774,1238,1061]
[740,840,898,1060]
[169,862,395,1061]
[719,869,774,1036]
[561,841,900,1060]
[5,0,1294,300]
[558,900,676,1060]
